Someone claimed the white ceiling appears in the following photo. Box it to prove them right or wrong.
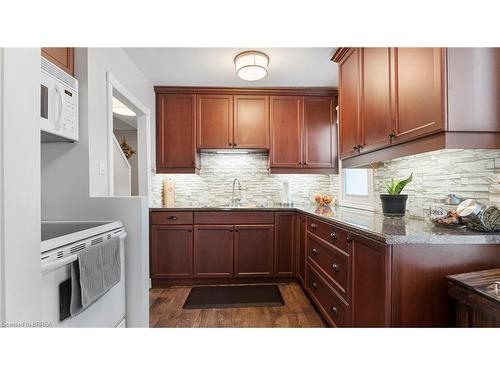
[124,48,338,87]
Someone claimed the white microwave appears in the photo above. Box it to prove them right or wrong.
[41,57,79,142]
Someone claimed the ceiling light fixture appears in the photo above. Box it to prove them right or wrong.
[112,97,136,117]
[234,51,269,81]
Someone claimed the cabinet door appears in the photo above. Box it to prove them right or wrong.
[297,214,307,284]
[361,48,393,152]
[270,96,303,168]
[303,96,337,168]
[338,48,361,159]
[194,225,234,277]
[156,94,196,171]
[41,48,74,76]
[233,95,269,149]
[394,48,445,143]
[350,233,392,327]
[234,225,274,277]
[151,226,193,278]
[197,95,233,149]
[274,212,296,276]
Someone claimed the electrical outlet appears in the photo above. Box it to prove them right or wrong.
[99,160,106,175]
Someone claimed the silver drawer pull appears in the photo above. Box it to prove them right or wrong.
[331,263,340,272]
[330,232,337,241]
[331,306,338,315]
[167,216,178,220]
[312,248,319,255]
[310,223,317,229]
[311,281,318,289]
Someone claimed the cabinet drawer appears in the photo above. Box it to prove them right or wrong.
[307,233,350,299]
[306,216,349,253]
[194,211,274,225]
[151,211,193,225]
[307,264,350,327]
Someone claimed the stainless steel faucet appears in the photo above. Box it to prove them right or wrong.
[231,178,242,207]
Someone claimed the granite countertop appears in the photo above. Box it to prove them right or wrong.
[150,204,500,245]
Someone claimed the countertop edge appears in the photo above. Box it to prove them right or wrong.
[149,207,500,245]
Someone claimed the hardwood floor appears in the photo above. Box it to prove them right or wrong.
[149,283,327,328]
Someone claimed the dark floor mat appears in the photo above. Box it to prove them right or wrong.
[182,285,284,309]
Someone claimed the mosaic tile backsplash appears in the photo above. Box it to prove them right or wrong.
[151,149,500,220]
[373,149,500,218]
[151,153,339,208]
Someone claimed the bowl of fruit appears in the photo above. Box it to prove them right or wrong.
[313,194,334,207]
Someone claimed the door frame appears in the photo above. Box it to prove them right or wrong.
[106,72,151,200]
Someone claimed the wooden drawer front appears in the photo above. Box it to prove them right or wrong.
[307,264,350,327]
[306,216,349,253]
[151,211,193,225]
[194,211,274,225]
[307,233,350,299]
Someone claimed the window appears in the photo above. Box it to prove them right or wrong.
[340,167,374,211]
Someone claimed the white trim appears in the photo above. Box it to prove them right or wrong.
[0,48,5,323]
[106,72,151,198]
[339,166,375,211]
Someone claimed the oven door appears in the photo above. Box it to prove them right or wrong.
[41,238,126,328]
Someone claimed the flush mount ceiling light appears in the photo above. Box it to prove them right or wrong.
[112,97,136,117]
[234,51,269,81]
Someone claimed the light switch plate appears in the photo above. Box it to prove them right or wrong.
[99,160,106,175]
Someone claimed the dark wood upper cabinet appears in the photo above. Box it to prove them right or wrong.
[270,96,303,168]
[394,48,445,143]
[197,95,233,149]
[154,87,338,174]
[275,212,296,277]
[334,47,500,168]
[41,48,74,76]
[151,225,193,278]
[156,94,197,173]
[361,48,393,152]
[194,225,234,278]
[234,224,274,277]
[303,96,337,168]
[233,95,269,149]
[337,48,361,159]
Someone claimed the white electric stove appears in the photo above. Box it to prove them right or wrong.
[41,221,127,327]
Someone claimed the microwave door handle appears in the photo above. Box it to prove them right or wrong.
[54,85,63,129]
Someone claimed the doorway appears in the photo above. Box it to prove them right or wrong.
[106,72,151,198]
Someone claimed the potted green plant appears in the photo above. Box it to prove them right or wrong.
[380,172,413,217]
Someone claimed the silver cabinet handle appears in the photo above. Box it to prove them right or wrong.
[312,248,319,255]
[331,263,340,272]
[310,223,317,229]
[331,306,338,315]
[311,281,318,289]
[167,216,178,220]
[330,232,337,241]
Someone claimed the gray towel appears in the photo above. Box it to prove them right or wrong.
[70,236,121,317]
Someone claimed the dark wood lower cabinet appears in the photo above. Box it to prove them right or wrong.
[234,225,274,277]
[194,225,234,278]
[297,213,307,285]
[275,212,296,277]
[151,225,193,278]
[150,210,500,327]
[350,232,392,327]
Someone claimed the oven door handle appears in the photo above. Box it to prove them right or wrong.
[41,232,127,274]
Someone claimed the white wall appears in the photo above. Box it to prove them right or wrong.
[41,48,153,327]
[0,48,42,324]
[87,48,155,197]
